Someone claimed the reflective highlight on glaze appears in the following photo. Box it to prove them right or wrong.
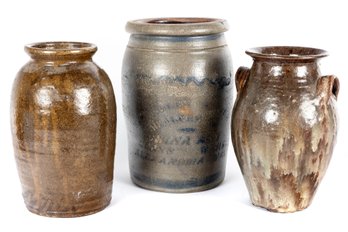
[11,42,116,217]
[232,46,339,213]
[74,88,92,115]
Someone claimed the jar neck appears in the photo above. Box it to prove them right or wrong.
[252,60,321,78]
[250,60,321,92]
[25,42,97,62]
[127,33,227,51]
[247,46,327,83]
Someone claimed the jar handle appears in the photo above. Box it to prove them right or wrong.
[235,66,250,93]
[317,75,340,102]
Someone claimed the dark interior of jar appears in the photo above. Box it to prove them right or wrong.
[252,46,326,57]
[32,42,92,50]
[147,18,214,24]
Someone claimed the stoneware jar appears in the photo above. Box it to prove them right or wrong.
[11,42,116,217]
[232,46,339,212]
[122,18,233,192]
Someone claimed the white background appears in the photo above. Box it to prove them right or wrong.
[0,0,347,231]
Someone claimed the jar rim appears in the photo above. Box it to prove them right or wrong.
[246,46,328,61]
[25,41,97,59]
[126,17,228,36]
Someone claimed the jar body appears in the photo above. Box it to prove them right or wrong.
[122,33,233,192]
[232,52,338,212]
[11,44,116,217]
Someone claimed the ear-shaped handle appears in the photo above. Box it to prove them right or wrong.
[235,66,250,92]
[316,75,339,102]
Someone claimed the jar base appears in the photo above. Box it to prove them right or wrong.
[130,172,224,193]
[25,200,111,218]
[251,201,310,213]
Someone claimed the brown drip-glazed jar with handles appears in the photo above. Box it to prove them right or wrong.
[232,46,339,212]
[11,42,116,217]
[122,18,233,193]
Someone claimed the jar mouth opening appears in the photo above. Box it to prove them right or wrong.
[25,42,97,59]
[246,46,328,61]
[126,17,228,36]
[147,18,216,24]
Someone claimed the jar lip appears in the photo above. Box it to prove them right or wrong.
[246,46,328,60]
[126,17,228,36]
[25,41,97,59]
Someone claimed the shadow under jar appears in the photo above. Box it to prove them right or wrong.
[232,46,339,212]
[11,42,116,217]
[122,18,233,193]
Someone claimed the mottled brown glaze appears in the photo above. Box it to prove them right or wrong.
[232,46,339,213]
[122,18,233,192]
[11,42,116,217]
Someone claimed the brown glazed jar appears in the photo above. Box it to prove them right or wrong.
[122,18,233,192]
[11,42,116,217]
[232,46,339,212]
